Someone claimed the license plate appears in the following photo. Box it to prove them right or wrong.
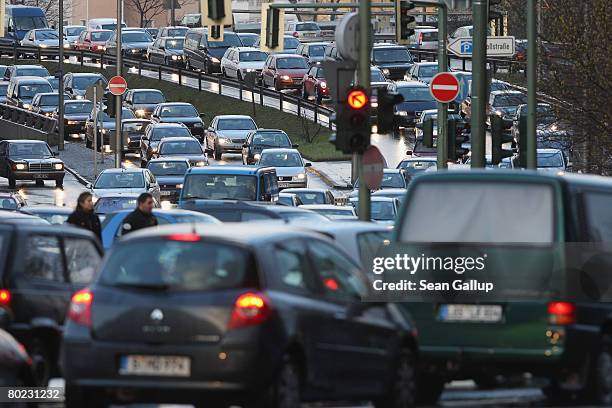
[278,182,290,188]
[33,174,48,179]
[119,355,191,377]
[438,304,503,323]
[160,191,172,196]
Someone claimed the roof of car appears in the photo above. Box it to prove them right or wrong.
[394,80,429,88]
[99,167,147,174]
[251,128,287,134]
[537,148,563,154]
[186,166,275,175]
[148,157,191,163]
[150,122,188,127]
[11,76,51,83]
[132,88,163,93]
[158,102,194,106]
[259,148,300,155]
[158,136,199,143]
[300,204,350,211]
[283,188,329,194]
[400,156,437,162]
[214,114,254,120]
[273,54,305,58]
[350,196,397,202]
[306,220,392,234]
[304,42,329,46]
[373,43,406,49]
[3,139,47,144]
[230,46,262,52]
[21,206,73,214]
[414,62,438,66]
[372,188,407,195]
[65,99,92,103]
[490,90,524,96]
[13,64,46,69]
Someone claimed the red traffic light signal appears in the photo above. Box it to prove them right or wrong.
[347,89,368,110]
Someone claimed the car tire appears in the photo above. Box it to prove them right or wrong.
[185,58,191,70]
[56,178,64,189]
[315,88,322,104]
[8,174,16,189]
[585,333,612,404]
[274,79,280,92]
[373,348,416,408]
[415,373,445,404]
[302,86,308,100]
[29,338,52,386]
[214,144,222,160]
[246,355,301,408]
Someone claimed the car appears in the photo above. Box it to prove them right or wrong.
[140,122,195,165]
[145,27,159,39]
[370,66,392,112]
[0,190,27,210]
[256,148,310,189]
[254,204,331,224]
[63,25,86,46]
[93,195,140,218]
[301,65,329,103]
[119,118,151,153]
[206,115,257,160]
[460,79,511,120]
[511,103,563,147]
[409,27,438,50]
[85,106,136,149]
[277,192,303,207]
[53,99,93,138]
[535,148,568,172]
[0,80,9,103]
[487,90,528,126]
[254,35,300,54]
[371,43,414,80]
[146,158,191,203]
[29,92,69,116]
[389,81,437,127]
[242,129,295,165]
[147,36,185,66]
[295,41,329,65]
[353,169,410,193]
[236,32,259,47]
[6,76,53,109]
[100,208,219,249]
[43,75,59,91]
[300,204,357,220]
[63,72,108,100]
[73,29,113,61]
[123,88,166,119]
[151,102,206,142]
[153,137,208,167]
[20,205,72,224]
[158,26,189,38]
[414,109,466,144]
[397,156,438,176]
[282,188,335,205]
[261,54,310,91]
[0,316,34,388]
[405,62,438,84]
[350,196,400,225]
[392,170,612,404]
[220,47,268,81]
[0,140,64,189]
[105,28,153,59]
[86,18,126,31]
[286,20,322,40]
[20,28,59,51]
[91,168,161,203]
[179,166,279,203]
[323,43,342,62]
[183,29,244,74]
[0,219,102,385]
[4,64,49,81]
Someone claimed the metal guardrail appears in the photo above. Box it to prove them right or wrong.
[0,103,57,133]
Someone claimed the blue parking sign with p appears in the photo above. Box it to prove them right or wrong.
[460,40,473,54]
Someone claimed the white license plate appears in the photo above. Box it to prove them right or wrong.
[160,191,172,196]
[119,355,191,377]
[438,304,503,323]
[33,174,48,179]
[278,183,291,188]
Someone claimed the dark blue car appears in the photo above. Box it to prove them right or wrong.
[390,81,437,127]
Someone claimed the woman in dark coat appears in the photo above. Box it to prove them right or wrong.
[67,192,102,241]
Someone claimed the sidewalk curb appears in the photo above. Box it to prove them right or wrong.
[65,166,90,187]
[307,166,352,190]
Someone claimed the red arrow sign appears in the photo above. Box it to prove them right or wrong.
[429,72,460,103]
[108,76,128,96]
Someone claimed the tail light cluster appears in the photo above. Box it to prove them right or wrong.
[547,301,576,325]
[68,289,93,327]
[229,292,271,329]
[418,32,423,45]
[0,289,10,306]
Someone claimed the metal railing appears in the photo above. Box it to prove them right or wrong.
[0,103,57,133]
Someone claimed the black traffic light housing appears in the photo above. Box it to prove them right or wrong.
[422,118,434,148]
[517,114,527,168]
[207,0,226,21]
[448,118,470,162]
[396,0,416,43]
[209,25,222,40]
[331,87,371,154]
[104,96,117,118]
[491,114,514,165]
[266,7,281,49]
[376,88,403,134]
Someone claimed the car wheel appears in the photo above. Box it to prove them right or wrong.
[35,179,44,187]
[29,338,52,386]
[315,88,322,104]
[237,71,243,81]
[302,86,308,100]
[214,144,222,160]
[56,178,64,189]
[8,174,16,189]
[373,348,416,408]
[415,373,445,404]
[246,355,301,408]
[585,334,612,404]
[274,79,279,91]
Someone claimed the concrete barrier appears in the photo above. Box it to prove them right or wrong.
[0,117,59,146]
[0,103,59,146]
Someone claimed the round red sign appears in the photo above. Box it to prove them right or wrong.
[108,76,128,96]
[429,72,460,103]
[362,145,385,190]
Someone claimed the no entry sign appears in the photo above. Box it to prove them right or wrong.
[430,72,460,103]
[108,76,128,96]
[363,145,385,190]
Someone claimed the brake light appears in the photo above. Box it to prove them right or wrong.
[229,292,271,329]
[0,289,10,305]
[547,301,575,325]
[324,278,339,291]
[167,233,201,242]
[418,32,423,45]
[68,289,93,327]
[292,31,299,38]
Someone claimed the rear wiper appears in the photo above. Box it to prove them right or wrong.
[113,282,170,291]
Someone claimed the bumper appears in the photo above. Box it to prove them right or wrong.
[12,170,65,181]
[218,142,244,153]
[160,188,181,202]
[277,179,307,189]
[278,79,303,90]
[64,123,86,134]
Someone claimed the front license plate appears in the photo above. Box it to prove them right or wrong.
[160,191,172,196]
[438,304,503,323]
[33,174,48,179]
[119,355,191,377]
[278,182,290,188]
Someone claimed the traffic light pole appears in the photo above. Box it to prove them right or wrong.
[357,0,371,221]
[58,0,65,151]
[436,1,448,169]
[115,0,123,168]
[526,0,537,169]
[470,0,487,168]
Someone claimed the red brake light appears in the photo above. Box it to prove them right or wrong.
[0,289,10,305]
[167,233,201,242]
[418,32,423,44]
[68,289,93,327]
[547,301,575,325]
[292,32,299,37]
[324,278,339,291]
[229,292,271,329]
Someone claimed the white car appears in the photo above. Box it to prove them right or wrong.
[20,29,60,49]
[536,148,567,173]
[350,196,400,225]
[220,47,269,81]
[256,148,311,189]
[63,25,86,47]
[299,204,357,220]
[90,168,161,203]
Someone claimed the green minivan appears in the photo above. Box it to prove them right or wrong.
[392,170,612,405]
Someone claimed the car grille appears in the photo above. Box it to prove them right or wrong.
[29,163,53,172]
[231,139,244,144]
[278,176,293,181]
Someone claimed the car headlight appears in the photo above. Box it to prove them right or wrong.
[371,101,379,108]
[281,75,291,81]
[66,120,79,125]
[296,173,306,180]
[254,153,261,161]
[63,43,70,49]
[218,137,230,144]
[320,81,327,89]
[22,103,30,109]
[171,55,179,60]
[176,183,183,189]
[195,161,206,167]
[382,68,390,76]
[53,163,64,170]
[397,111,408,116]
[75,95,84,100]
[96,45,105,50]
[14,163,27,170]
[244,68,255,73]
[550,124,558,132]
[135,109,146,117]
[211,57,220,63]
[127,137,131,143]
[39,44,48,48]
[131,49,139,53]
[495,110,503,117]
[151,146,158,152]
[101,129,108,134]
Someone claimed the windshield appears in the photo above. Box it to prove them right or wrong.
[206,33,242,48]
[239,51,267,62]
[373,48,412,63]
[164,38,184,50]
[65,101,93,114]
[381,173,405,188]
[134,91,165,104]
[167,28,188,37]
[252,132,291,147]
[308,45,325,57]
[0,197,17,210]
[122,32,152,43]
[47,77,59,89]
[296,23,319,31]
[537,152,564,168]
[159,140,202,155]
[19,83,52,98]
[259,152,303,167]
[38,94,59,106]
[151,127,191,141]
[354,200,396,221]
[181,15,200,25]
[160,105,197,117]
[494,93,528,107]
[398,160,437,175]
[239,35,258,47]
[183,174,257,200]
[16,67,49,77]
[99,240,254,292]
[65,27,85,36]
[217,118,256,131]
[14,16,47,31]
[490,81,509,92]
[94,197,138,213]
[418,65,438,77]
[91,31,112,41]
[284,37,300,49]
[397,86,433,102]
[9,142,52,158]
[94,172,145,189]
[371,69,386,82]
[73,75,107,89]
[276,57,308,69]
[148,161,189,176]
[35,30,58,40]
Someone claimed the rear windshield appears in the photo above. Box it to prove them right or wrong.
[399,181,554,243]
[98,240,256,292]
[19,83,52,98]
[167,28,188,37]
[284,37,300,49]
[421,31,437,41]
[307,45,325,57]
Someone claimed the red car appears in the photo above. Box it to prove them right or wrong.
[261,54,309,91]
[301,65,329,103]
[74,29,113,61]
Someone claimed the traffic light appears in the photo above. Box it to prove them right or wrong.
[376,88,403,134]
[209,25,222,40]
[491,114,514,165]
[332,87,371,154]
[517,114,527,168]
[266,7,281,49]
[396,0,416,44]
[104,96,117,118]
[207,0,225,21]
[447,118,470,162]
[422,118,434,148]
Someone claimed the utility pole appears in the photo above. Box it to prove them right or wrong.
[357,0,371,221]
[58,0,65,151]
[171,0,176,26]
[470,0,487,168]
[115,0,123,168]
[526,0,537,169]
[436,1,448,169]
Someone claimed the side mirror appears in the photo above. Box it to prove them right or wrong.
[405,150,413,155]
[304,162,312,167]
[199,113,206,119]
[86,182,93,189]
[292,143,299,148]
